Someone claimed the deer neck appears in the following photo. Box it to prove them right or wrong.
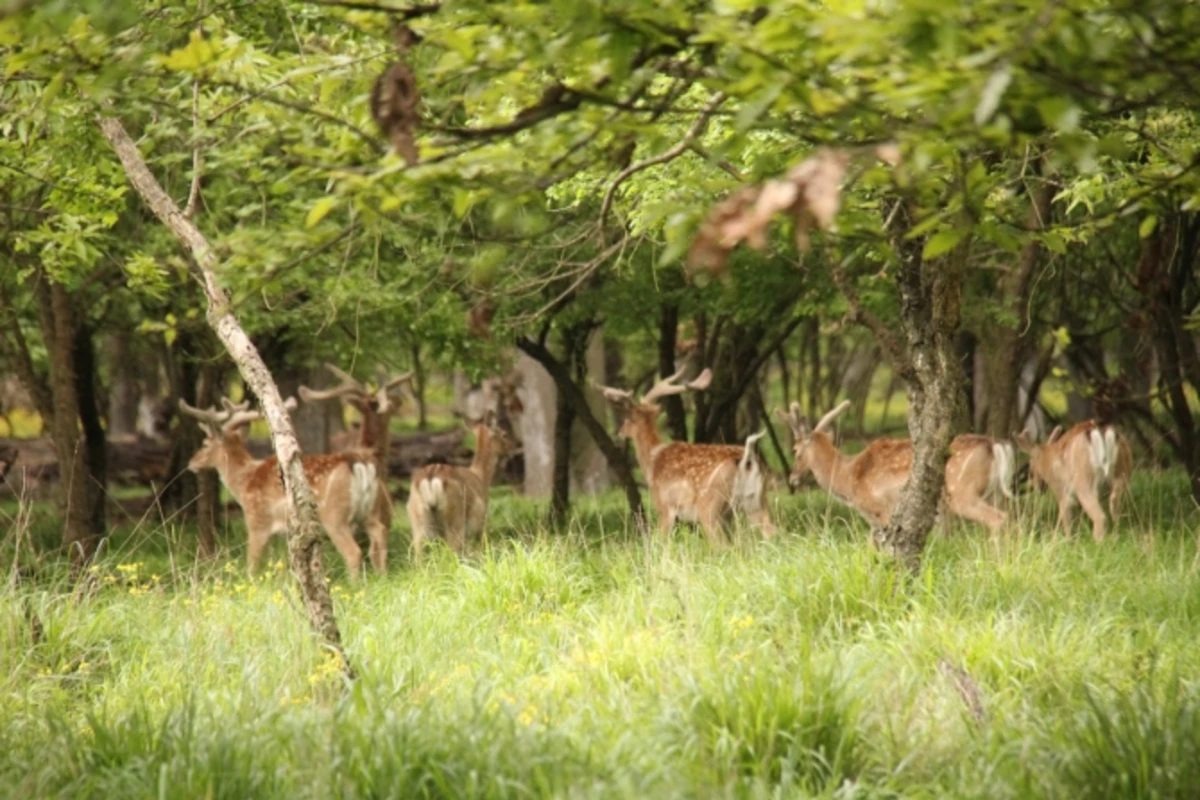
[806,433,860,501]
[628,418,665,481]
[359,409,391,465]
[469,430,502,488]
[211,438,260,504]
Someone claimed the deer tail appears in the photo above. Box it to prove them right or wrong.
[989,441,1015,500]
[416,475,445,512]
[733,429,767,511]
[1088,426,1116,482]
[349,461,378,523]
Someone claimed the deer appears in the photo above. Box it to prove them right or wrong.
[406,409,519,561]
[596,367,775,545]
[178,396,389,579]
[777,401,1015,534]
[1014,420,1132,541]
[298,362,414,470]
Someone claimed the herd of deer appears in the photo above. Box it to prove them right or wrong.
[177,363,1134,580]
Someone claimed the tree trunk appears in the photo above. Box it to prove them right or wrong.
[976,176,1054,437]
[516,335,644,524]
[658,303,688,442]
[100,116,351,673]
[33,272,104,562]
[870,209,969,569]
[73,323,107,541]
[106,333,140,438]
[550,357,574,527]
[410,342,428,431]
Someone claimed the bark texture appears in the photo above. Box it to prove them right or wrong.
[99,116,350,671]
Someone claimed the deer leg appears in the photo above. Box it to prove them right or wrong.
[1108,475,1129,528]
[246,524,272,575]
[1053,490,1076,536]
[947,490,1006,534]
[745,506,776,538]
[697,499,731,548]
[1076,483,1108,542]
[407,503,429,564]
[366,514,388,575]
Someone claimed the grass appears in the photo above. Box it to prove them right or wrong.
[2,469,1199,799]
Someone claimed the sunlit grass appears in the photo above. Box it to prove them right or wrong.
[1,469,1198,798]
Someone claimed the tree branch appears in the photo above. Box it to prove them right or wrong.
[97,114,352,673]
[183,80,203,219]
[597,91,726,228]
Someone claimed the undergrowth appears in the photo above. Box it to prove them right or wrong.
[1,469,1198,799]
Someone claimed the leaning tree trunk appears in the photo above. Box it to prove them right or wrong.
[100,116,351,673]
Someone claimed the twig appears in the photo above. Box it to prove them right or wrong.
[597,91,727,229]
[183,81,202,219]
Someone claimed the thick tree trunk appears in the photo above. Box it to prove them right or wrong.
[550,363,574,526]
[34,273,104,562]
[516,335,644,523]
[869,211,968,569]
[100,116,350,672]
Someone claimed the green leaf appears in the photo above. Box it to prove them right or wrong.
[40,71,66,108]
[1139,215,1158,239]
[922,227,966,259]
[305,196,338,229]
[974,66,1012,126]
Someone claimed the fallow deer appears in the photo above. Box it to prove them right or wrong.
[179,397,389,578]
[778,401,1014,534]
[597,367,775,545]
[298,362,414,471]
[1014,420,1132,541]
[406,410,518,560]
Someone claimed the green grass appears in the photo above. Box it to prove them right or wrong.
[2,470,1199,799]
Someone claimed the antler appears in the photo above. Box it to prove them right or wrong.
[643,366,713,404]
[775,401,807,437]
[813,400,852,434]
[179,396,295,436]
[298,362,368,404]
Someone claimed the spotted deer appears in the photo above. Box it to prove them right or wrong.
[778,401,1014,533]
[406,410,518,560]
[179,397,389,578]
[597,367,775,545]
[1014,420,1132,541]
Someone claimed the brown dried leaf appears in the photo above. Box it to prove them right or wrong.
[370,61,421,165]
[686,186,759,280]
[466,299,495,339]
[787,148,850,230]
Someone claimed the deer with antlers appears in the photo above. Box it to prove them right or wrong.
[777,401,1014,534]
[597,367,775,545]
[179,397,390,578]
[298,363,414,469]
[406,410,519,560]
[1015,420,1132,541]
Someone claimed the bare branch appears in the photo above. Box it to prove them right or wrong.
[183,80,202,220]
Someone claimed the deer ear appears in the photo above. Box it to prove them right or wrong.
[1047,425,1063,444]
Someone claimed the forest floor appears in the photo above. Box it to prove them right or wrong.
[1,470,1198,799]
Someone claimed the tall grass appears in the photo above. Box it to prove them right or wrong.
[1,468,1198,798]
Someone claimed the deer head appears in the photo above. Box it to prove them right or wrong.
[776,400,851,486]
[178,396,297,471]
[596,366,713,440]
[298,362,413,417]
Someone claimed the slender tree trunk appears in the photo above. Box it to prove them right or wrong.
[516,335,644,524]
[550,360,574,527]
[658,303,688,442]
[977,175,1054,437]
[106,333,140,438]
[100,116,351,673]
[73,324,107,540]
[410,342,428,431]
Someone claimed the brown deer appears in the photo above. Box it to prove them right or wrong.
[406,410,518,560]
[1014,420,1132,541]
[777,401,1014,534]
[597,367,775,545]
[179,397,389,578]
[298,362,414,470]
